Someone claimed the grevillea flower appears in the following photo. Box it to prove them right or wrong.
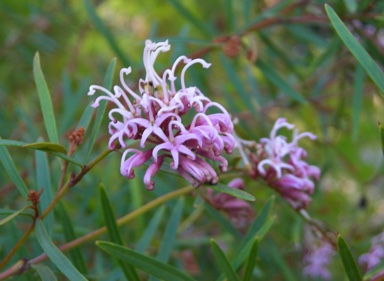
[359,232,384,280]
[204,178,254,230]
[249,118,320,209]
[303,239,334,280]
[88,40,235,189]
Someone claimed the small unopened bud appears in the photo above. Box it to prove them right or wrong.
[223,36,241,58]
[67,127,85,146]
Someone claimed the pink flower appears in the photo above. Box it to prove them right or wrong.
[250,118,320,209]
[359,232,384,280]
[303,239,334,280]
[88,40,235,189]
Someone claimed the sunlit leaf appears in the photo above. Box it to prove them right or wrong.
[24,142,66,155]
[35,219,88,281]
[96,241,198,281]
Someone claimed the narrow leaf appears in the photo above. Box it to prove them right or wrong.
[208,183,255,202]
[83,0,130,66]
[33,52,59,144]
[363,259,384,280]
[352,65,364,140]
[0,139,27,147]
[57,203,88,274]
[0,206,29,226]
[31,264,58,281]
[85,58,116,163]
[0,145,29,199]
[24,142,66,154]
[338,235,362,281]
[136,206,166,253]
[257,60,307,103]
[325,4,384,94]
[210,239,240,281]
[35,147,54,236]
[35,219,88,281]
[204,204,242,239]
[96,241,198,281]
[242,238,259,281]
[99,184,140,281]
[77,102,94,131]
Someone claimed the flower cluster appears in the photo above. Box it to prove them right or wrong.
[88,40,235,189]
[303,239,334,280]
[204,178,254,230]
[359,232,384,280]
[249,118,320,209]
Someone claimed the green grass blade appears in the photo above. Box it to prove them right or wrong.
[0,145,29,199]
[35,146,54,236]
[83,0,130,66]
[208,182,255,202]
[338,235,362,281]
[136,206,166,253]
[352,65,364,140]
[31,264,58,281]
[56,203,88,274]
[33,52,59,144]
[85,58,116,163]
[96,241,198,281]
[99,184,140,281]
[325,4,384,94]
[35,219,88,281]
[210,239,240,281]
[0,206,29,226]
[242,238,259,281]
[257,60,307,103]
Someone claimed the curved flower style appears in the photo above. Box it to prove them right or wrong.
[88,40,235,189]
[359,232,384,280]
[250,118,320,209]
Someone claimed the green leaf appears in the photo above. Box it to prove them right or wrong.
[379,122,384,156]
[363,259,384,280]
[35,219,88,281]
[242,238,259,281]
[208,182,255,202]
[85,58,116,163]
[0,139,27,147]
[325,4,384,94]
[33,52,59,144]
[210,239,240,281]
[31,264,58,281]
[338,235,362,281]
[96,241,198,281]
[99,184,140,281]
[83,0,130,66]
[0,206,29,226]
[344,0,357,13]
[0,145,29,199]
[56,203,88,274]
[23,142,66,154]
[269,241,296,281]
[136,206,165,253]
[352,65,364,140]
[77,102,94,131]
[204,204,242,239]
[35,146,54,236]
[257,59,307,103]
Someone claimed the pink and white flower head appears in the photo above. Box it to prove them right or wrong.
[204,178,254,230]
[88,40,235,189]
[250,118,320,209]
[359,232,384,280]
[303,238,335,280]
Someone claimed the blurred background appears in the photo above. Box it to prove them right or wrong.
[1,0,384,280]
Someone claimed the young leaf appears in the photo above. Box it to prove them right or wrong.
[325,4,384,94]
[99,184,140,281]
[208,183,255,202]
[0,145,29,199]
[96,241,198,281]
[85,58,116,163]
[0,206,30,226]
[24,142,66,154]
[210,239,240,281]
[56,203,88,274]
[31,264,58,281]
[242,238,259,281]
[338,235,362,281]
[35,219,88,281]
[33,52,59,144]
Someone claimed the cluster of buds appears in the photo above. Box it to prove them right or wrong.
[204,178,254,230]
[88,40,235,189]
[359,232,384,280]
[249,118,320,209]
